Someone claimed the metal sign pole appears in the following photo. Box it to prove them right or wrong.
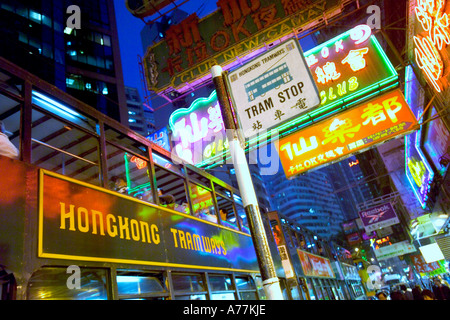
[211,65,284,300]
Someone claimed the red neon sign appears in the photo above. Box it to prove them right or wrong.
[130,156,147,170]
[414,0,450,92]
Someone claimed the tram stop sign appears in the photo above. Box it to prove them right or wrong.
[227,38,320,138]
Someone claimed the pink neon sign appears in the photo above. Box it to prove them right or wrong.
[169,90,228,165]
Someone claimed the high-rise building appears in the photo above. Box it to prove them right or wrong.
[326,156,374,221]
[263,167,346,240]
[0,0,127,124]
[125,86,155,136]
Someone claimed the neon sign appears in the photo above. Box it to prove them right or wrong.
[147,127,171,152]
[349,159,359,167]
[404,65,434,208]
[141,0,345,93]
[278,89,417,179]
[204,25,399,169]
[374,236,392,250]
[130,156,147,170]
[413,0,450,92]
[405,122,434,208]
[169,90,228,165]
[303,24,397,111]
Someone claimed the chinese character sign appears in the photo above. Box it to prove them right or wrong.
[412,0,450,92]
[227,38,320,138]
[168,90,228,165]
[147,127,171,152]
[297,249,335,278]
[278,89,418,179]
[304,24,398,111]
[142,0,344,93]
[411,254,445,274]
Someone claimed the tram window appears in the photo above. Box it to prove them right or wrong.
[106,143,153,200]
[209,275,235,300]
[290,229,299,248]
[216,195,238,231]
[0,267,16,300]
[172,273,207,300]
[279,278,290,300]
[187,167,211,186]
[255,276,267,300]
[32,91,97,133]
[0,90,21,159]
[235,204,250,234]
[213,183,233,199]
[154,164,189,213]
[189,183,217,223]
[235,276,257,300]
[306,279,316,300]
[27,267,108,300]
[116,271,168,300]
[0,70,23,98]
[104,125,148,159]
[31,108,101,186]
[314,279,324,300]
[152,152,183,176]
[209,275,233,291]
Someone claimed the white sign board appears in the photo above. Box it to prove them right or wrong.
[227,38,320,138]
[374,240,416,261]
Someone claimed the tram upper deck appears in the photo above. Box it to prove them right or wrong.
[0,57,285,300]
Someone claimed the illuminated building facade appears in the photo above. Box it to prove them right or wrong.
[125,86,155,136]
[404,0,450,259]
[263,167,346,240]
[0,0,127,124]
[326,155,374,221]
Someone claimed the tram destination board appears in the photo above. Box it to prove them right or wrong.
[227,38,320,138]
[38,170,259,273]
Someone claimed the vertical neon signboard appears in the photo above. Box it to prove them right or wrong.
[169,90,228,165]
[423,106,450,176]
[412,0,450,93]
[404,65,434,208]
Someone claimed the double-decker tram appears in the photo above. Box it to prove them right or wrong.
[0,58,287,300]
[244,63,292,102]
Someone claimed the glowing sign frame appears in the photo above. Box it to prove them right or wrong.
[278,89,418,179]
[168,90,229,165]
[404,65,434,209]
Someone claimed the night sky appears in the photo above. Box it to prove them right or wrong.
[113,0,219,105]
[113,0,146,99]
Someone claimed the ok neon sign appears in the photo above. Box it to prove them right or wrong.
[414,0,450,92]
